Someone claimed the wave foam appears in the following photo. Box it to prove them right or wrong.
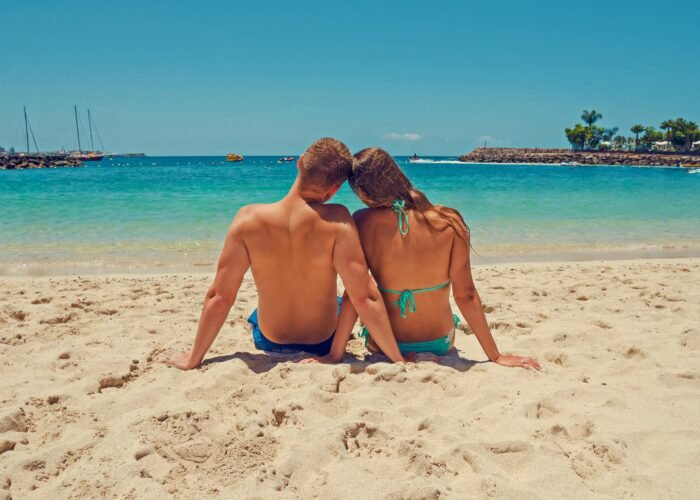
[405,159,464,164]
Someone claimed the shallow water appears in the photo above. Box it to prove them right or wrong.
[1,156,699,275]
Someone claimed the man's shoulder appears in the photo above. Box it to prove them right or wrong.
[228,203,270,234]
[233,203,265,221]
[315,203,353,223]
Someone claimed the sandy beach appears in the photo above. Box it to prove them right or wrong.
[1,258,699,498]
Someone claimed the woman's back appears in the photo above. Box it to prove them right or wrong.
[355,207,456,342]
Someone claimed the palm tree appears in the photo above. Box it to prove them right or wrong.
[602,127,619,142]
[660,120,674,143]
[581,110,603,127]
[630,124,645,150]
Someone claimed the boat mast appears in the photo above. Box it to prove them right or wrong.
[24,106,30,153]
[74,105,82,152]
[87,109,95,151]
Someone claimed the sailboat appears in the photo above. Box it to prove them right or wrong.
[22,106,40,154]
[70,106,104,161]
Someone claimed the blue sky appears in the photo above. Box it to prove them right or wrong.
[2,0,698,155]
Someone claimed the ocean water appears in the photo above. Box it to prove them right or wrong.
[1,156,699,275]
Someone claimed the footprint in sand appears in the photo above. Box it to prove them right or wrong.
[270,404,303,427]
[623,347,646,359]
[544,352,568,367]
[173,439,215,463]
[0,409,28,433]
[96,309,118,316]
[486,440,531,454]
[30,297,53,305]
[590,440,625,465]
[40,313,77,325]
[525,400,558,419]
[489,321,512,332]
[8,310,27,321]
[550,420,594,440]
[97,362,144,393]
[342,422,389,457]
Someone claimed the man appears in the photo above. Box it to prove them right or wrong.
[165,138,404,369]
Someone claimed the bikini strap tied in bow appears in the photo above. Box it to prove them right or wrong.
[392,199,409,236]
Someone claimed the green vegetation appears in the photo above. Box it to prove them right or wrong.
[565,112,699,152]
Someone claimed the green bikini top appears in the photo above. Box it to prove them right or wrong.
[378,199,451,318]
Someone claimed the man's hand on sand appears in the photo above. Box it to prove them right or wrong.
[494,354,541,370]
[162,350,198,370]
[298,353,342,364]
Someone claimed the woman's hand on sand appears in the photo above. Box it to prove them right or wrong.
[162,350,199,370]
[494,354,541,370]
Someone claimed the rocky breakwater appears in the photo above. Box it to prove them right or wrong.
[459,148,700,167]
[0,153,83,170]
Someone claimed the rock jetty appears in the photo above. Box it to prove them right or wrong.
[0,153,83,170]
[459,148,700,167]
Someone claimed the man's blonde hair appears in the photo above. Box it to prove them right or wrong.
[298,138,353,189]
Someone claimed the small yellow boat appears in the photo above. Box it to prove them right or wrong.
[226,153,244,162]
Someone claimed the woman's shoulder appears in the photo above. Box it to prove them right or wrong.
[352,207,396,232]
[353,207,386,222]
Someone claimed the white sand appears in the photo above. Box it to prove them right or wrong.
[1,259,699,498]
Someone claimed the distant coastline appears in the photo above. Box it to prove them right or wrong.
[0,153,83,170]
[458,148,700,167]
[0,152,147,170]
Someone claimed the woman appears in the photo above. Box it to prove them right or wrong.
[312,148,539,369]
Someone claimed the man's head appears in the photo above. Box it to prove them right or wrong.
[297,138,353,202]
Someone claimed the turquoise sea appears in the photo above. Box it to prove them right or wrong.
[1,156,699,275]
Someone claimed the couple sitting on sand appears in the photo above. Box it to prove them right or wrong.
[165,138,539,370]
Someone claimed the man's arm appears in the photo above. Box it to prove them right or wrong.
[450,233,540,370]
[164,210,252,370]
[332,212,404,363]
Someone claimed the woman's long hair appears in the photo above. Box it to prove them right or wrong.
[349,148,469,241]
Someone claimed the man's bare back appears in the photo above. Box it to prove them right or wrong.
[238,198,352,344]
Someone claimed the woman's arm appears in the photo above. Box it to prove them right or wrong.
[449,233,540,370]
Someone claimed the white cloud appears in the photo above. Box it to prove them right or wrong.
[385,132,422,142]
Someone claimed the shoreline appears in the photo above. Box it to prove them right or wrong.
[2,250,700,278]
